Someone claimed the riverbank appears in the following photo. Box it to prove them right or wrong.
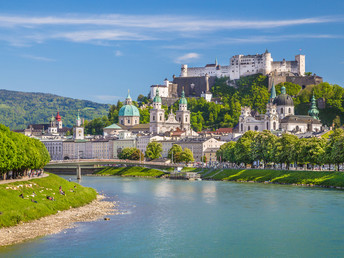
[201,168,344,188]
[95,166,166,178]
[0,173,97,228]
[0,195,118,247]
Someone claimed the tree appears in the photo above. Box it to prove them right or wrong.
[331,136,344,171]
[297,137,326,168]
[180,148,194,164]
[118,147,143,160]
[304,72,313,76]
[234,131,259,166]
[168,144,183,163]
[217,141,236,163]
[145,142,163,160]
[251,130,277,168]
[275,82,302,96]
[324,129,344,170]
[273,134,298,169]
[333,116,341,129]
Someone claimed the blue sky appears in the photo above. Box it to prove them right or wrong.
[0,0,343,103]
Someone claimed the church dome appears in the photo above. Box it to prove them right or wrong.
[119,105,140,117]
[273,85,294,106]
[55,111,61,122]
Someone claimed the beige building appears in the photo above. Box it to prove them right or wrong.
[177,138,225,161]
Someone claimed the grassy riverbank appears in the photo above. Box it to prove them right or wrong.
[0,173,97,228]
[95,166,165,178]
[202,169,344,188]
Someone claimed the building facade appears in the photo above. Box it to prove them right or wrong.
[149,89,191,135]
[180,51,305,80]
[239,84,322,134]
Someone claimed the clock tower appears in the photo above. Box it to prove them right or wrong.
[73,111,84,140]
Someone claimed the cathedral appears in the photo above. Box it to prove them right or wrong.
[150,89,191,135]
[238,84,322,134]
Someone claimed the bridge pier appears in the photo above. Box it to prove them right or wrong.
[77,165,81,179]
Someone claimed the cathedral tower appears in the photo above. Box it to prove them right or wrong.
[176,90,191,131]
[150,89,165,134]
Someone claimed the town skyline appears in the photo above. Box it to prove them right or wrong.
[0,0,343,103]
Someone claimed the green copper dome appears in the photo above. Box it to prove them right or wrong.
[153,88,162,103]
[179,90,187,105]
[308,94,319,120]
[119,105,140,117]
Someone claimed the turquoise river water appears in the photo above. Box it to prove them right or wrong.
[1,176,344,257]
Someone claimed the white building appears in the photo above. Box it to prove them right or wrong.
[180,51,305,80]
[42,139,63,161]
[150,89,191,135]
[150,79,171,100]
[239,84,322,134]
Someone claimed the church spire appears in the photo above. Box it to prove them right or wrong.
[308,93,319,120]
[269,80,276,102]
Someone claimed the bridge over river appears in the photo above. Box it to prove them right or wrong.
[44,159,181,179]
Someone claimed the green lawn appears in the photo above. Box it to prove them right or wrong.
[96,166,165,178]
[202,168,344,187]
[0,173,97,228]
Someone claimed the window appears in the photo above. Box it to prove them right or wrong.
[128,119,130,124]
[248,126,251,131]
[241,124,243,131]
[153,116,155,121]
[281,108,283,114]
[160,115,162,121]
[289,108,291,113]
[185,116,188,122]
[273,122,276,130]
[255,126,258,131]
[267,122,269,130]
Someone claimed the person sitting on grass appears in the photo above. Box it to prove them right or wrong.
[19,193,24,198]
[46,196,55,201]
[59,187,65,195]
[31,199,37,203]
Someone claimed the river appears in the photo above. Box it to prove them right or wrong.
[1,176,344,257]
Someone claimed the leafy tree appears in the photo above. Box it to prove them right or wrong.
[234,131,259,166]
[217,141,236,163]
[333,116,341,129]
[168,144,183,163]
[304,72,312,76]
[251,130,277,168]
[273,134,298,169]
[145,142,163,160]
[180,148,194,164]
[118,147,143,160]
[275,82,302,96]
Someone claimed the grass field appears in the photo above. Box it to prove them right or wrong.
[0,173,97,228]
[202,168,344,187]
[95,166,165,178]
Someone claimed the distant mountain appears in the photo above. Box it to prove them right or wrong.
[0,89,110,129]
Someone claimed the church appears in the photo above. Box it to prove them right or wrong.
[238,84,322,134]
[149,88,191,135]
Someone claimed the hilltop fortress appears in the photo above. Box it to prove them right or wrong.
[150,50,322,102]
[181,50,304,79]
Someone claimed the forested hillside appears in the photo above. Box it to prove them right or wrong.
[0,89,110,129]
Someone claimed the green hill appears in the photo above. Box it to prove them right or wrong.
[0,89,110,129]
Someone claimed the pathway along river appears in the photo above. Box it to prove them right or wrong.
[1,176,344,257]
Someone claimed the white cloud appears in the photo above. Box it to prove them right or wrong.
[114,50,123,56]
[175,53,200,63]
[0,13,341,46]
[21,54,55,62]
[0,14,339,31]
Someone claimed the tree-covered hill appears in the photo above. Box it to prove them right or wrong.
[0,89,110,129]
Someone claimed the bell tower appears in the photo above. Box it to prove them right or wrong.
[73,110,84,140]
[176,90,190,131]
[150,89,165,134]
